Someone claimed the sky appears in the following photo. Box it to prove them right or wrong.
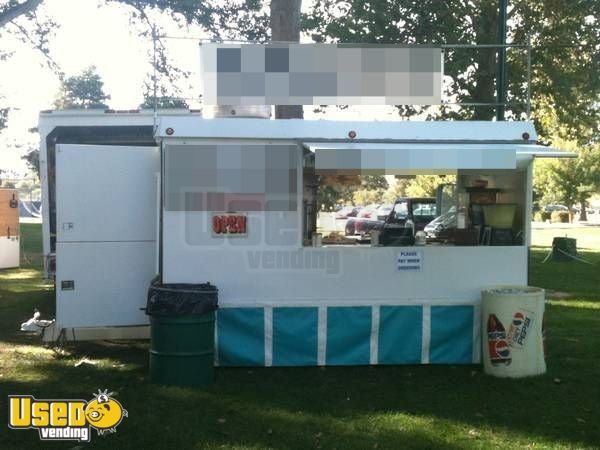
[0,0,192,176]
[0,0,404,177]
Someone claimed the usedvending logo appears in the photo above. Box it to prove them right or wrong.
[8,389,127,442]
[507,309,534,349]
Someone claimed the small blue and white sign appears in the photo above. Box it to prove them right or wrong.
[397,250,423,271]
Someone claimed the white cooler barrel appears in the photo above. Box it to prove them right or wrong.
[482,286,546,378]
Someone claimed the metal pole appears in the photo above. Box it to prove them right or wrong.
[526,35,532,119]
[496,0,508,121]
[152,25,158,128]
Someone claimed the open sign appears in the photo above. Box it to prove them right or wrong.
[212,213,247,236]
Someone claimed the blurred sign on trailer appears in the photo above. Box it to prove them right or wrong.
[200,43,443,106]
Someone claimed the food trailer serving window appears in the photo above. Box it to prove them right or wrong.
[302,142,532,248]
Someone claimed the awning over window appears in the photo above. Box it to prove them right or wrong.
[515,144,578,159]
[304,143,517,175]
[303,142,577,175]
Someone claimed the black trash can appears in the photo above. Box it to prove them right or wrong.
[145,277,218,387]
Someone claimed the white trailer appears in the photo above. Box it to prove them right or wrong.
[39,110,574,366]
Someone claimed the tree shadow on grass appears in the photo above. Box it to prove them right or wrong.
[1,264,598,449]
[1,302,598,450]
[0,363,476,450]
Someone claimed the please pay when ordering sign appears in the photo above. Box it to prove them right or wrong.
[397,250,423,271]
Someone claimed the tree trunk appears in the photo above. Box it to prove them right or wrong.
[469,0,498,120]
[270,0,303,119]
[579,199,588,221]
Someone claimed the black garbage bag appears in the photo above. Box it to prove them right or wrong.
[145,277,218,316]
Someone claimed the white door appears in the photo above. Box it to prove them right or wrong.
[55,144,159,328]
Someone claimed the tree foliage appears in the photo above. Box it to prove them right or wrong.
[108,0,271,106]
[537,141,600,220]
[21,144,39,175]
[405,175,455,198]
[54,66,110,109]
[0,106,7,129]
[382,178,410,203]
[0,0,58,70]
[351,175,389,204]
[0,0,42,27]
[0,0,59,132]
[140,81,188,109]
[110,0,270,41]
[303,0,599,140]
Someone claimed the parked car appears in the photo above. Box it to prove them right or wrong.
[379,197,437,245]
[353,204,394,237]
[335,205,361,219]
[375,204,393,221]
[345,216,357,235]
[574,206,596,215]
[424,207,457,240]
[345,204,379,236]
[544,204,569,213]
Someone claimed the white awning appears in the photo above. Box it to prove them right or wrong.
[303,142,577,174]
[515,144,578,158]
[304,142,517,175]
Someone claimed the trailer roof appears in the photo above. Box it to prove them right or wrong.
[39,110,537,144]
[156,117,537,143]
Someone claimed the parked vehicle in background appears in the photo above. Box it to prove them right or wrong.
[573,206,596,215]
[345,204,379,236]
[379,197,437,245]
[335,205,361,219]
[424,207,457,240]
[375,204,393,221]
[354,204,394,237]
[345,216,357,235]
[544,204,569,213]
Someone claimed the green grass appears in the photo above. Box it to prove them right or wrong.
[531,226,600,251]
[0,224,599,449]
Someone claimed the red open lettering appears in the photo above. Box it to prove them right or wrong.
[212,215,222,234]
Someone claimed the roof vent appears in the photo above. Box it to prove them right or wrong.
[202,105,271,119]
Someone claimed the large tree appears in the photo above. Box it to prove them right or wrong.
[534,140,600,221]
[304,0,599,142]
[54,66,110,109]
[19,66,111,176]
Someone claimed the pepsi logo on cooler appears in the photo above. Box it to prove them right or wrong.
[487,314,512,366]
[512,311,525,327]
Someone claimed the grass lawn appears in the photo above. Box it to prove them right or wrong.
[531,225,600,251]
[0,224,599,449]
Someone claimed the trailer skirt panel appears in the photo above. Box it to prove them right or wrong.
[215,303,478,367]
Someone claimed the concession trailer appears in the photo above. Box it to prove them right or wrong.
[37,107,575,366]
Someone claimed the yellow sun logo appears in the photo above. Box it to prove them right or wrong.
[84,390,128,435]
